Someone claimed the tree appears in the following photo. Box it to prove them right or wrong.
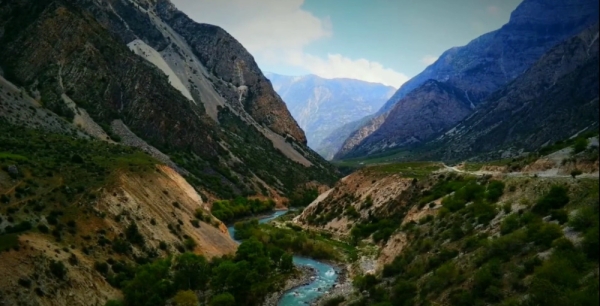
[122,258,174,306]
[173,290,199,306]
[209,293,235,306]
[280,253,294,272]
[572,138,589,154]
[173,253,209,291]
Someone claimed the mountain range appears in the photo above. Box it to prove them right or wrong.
[0,0,338,199]
[336,0,599,161]
[0,0,338,304]
[266,73,395,160]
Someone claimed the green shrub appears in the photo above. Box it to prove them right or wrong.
[569,205,598,231]
[125,223,144,246]
[528,223,563,248]
[550,209,568,224]
[533,186,569,215]
[572,137,589,154]
[94,261,109,276]
[485,181,505,203]
[49,260,67,280]
[582,226,599,260]
[209,293,235,306]
[500,214,521,235]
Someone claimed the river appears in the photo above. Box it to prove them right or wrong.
[226,210,338,306]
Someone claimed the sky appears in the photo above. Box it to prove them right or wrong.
[171,0,522,88]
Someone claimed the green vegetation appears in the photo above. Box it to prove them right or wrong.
[169,106,338,199]
[288,188,319,207]
[0,233,19,252]
[234,219,345,261]
[0,121,157,251]
[210,197,275,223]
[106,238,297,306]
[351,175,599,306]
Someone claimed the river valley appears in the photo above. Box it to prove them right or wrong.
[227,211,339,306]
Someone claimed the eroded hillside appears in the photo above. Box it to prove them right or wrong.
[0,123,236,306]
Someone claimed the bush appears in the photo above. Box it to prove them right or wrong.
[49,260,67,280]
[173,290,199,306]
[528,223,563,248]
[572,137,589,154]
[533,186,569,215]
[582,226,599,260]
[37,224,49,233]
[485,181,505,203]
[570,169,583,178]
[500,214,520,235]
[569,205,598,231]
[184,238,197,251]
[94,261,109,276]
[550,209,568,224]
[209,293,235,306]
[125,223,145,246]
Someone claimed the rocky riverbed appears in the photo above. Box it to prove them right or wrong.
[310,263,354,306]
[263,265,317,306]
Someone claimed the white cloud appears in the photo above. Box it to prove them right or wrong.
[171,0,407,87]
[420,55,438,65]
[289,52,407,88]
[171,0,331,52]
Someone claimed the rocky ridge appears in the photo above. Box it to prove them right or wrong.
[336,0,599,160]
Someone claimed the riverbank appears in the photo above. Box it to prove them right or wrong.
[310,262,354,306]
[263,265,317,306]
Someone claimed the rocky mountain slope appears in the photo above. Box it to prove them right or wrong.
[336,0,599,159]
[0,117,236,305]
[295,142,599,305]
[338,81,472,159]
[0,0,338,200]
[0,0,340,304]
[266,73,395,159]
[428,24,600,162]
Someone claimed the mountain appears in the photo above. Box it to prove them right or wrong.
[336,0,599,159]
[293,152,599,305]
[265,73,395,160]
[0,0,340,304]
[427,23,600,162]
[341,80,473,158]
[0,0,338,200]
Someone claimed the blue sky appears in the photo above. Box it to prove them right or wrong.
[172,0,522,88]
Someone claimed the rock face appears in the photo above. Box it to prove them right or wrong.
[265,73,395,159]
[380,0,599,113]
[427,24,600,162]
[336,0,599,159]
[294,168,421,237]
[154,1,306,144]
[0,0,338,198]
[337,81,472,159]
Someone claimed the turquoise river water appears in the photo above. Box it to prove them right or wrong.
[227,210,338,306]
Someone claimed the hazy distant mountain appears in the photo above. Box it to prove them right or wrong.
[336,0,599,160]
[266,73,395,159]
